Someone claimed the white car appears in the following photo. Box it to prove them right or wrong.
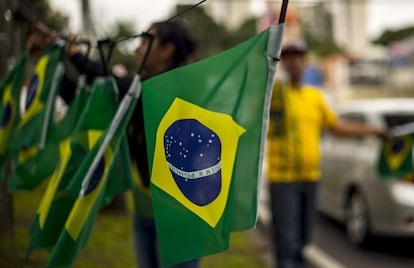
[319,98,414,247]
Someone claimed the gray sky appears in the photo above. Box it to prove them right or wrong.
[49,0,414,38]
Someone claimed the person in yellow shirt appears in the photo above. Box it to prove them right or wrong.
[267,41,388,268]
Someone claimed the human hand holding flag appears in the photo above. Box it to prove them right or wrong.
[377,123,414,179]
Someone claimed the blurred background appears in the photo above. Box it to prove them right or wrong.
[3,0,414,101]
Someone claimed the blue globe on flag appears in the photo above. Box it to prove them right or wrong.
[25,75,39,110]
[1,102,12,128]
[164,119,222,206]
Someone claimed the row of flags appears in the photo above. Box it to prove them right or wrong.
[0,45,137,267]
[1,18,413,267]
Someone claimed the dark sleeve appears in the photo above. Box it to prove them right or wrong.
[59,72,78,105]
[69,53,132,98]
[69,53,106,85]
[127,98,150,186]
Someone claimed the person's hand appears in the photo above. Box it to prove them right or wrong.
[374,128,392,141]
[66,37,83,56]
[26,31,46,54]
[26,23,57,55]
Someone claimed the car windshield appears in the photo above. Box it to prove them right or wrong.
[383,113,414,128]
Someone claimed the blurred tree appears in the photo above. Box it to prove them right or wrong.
[301,3,342,57]
[0,0,68,240]
[374,26,414,46]
[14,0,68,41]
[108,21,139,75]
[175,5,258,60]
[304,32,342,57]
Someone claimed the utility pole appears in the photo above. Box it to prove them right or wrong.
[81,0,95,38]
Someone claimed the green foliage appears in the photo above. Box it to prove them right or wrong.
[304,34,342,57]
[302,24,341,57]
[105,6,259,74]
[18,0,69,33]
[300,3,342,57]
[175,5,258,60]
[1,188,268,267]
[374,26,414,46]
[108,21,139,75]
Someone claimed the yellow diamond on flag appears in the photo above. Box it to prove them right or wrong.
[38,138,72,229]
[151,98,245,228]
[384,135,413,171]
[0,84,17,155]
[18,55,49,129]
[65,133,113,241]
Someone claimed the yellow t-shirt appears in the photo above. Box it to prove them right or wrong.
[267,82,337,183]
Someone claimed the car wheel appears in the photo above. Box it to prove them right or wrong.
[345,192,371,247]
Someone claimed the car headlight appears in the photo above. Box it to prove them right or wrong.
[390,181,414,206]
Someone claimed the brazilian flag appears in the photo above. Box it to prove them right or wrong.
[8,46,65,187]
[27,78,120,256]
[0,52,27,172]
[8,78,90,191]
[142,24,284,265]
[45,77,137,268]
[378,134,413,178]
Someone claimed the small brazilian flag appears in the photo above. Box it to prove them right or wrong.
[45,77,137,268]
[142,24,284,265]
[8,46,65,186]
[8,78,89,191]
[378,134,413,178]
[0,52,27,172]
[27,78,120,256]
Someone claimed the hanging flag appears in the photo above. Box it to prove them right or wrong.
[27,78,120,256]
[8,45,65,187]
[142,23,284,265]
[378,134,413,178]
[0,52,27,171]
[8,77,90,191]
[46,75,139,268]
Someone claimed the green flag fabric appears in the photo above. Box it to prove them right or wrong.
[46,76,139,268]
[142,24,284,265]
[378,134,413,178]
[7,46,65,189]
[8,78,89,191]
[0,52,27,171]
[27,78,120,256]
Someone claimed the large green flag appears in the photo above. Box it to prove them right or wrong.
[142,24,284,265]
[0,52,27,171]
[46,76,139,268]
[27,78,120,255]
[8,46,65,187]
[378,134,413,178]
[9,77,90,191]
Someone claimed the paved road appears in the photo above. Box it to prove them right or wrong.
[312,213,414,268]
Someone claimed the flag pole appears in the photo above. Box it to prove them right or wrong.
[39,44,66,149]
[79,75,141,196]
[279,0,289,24]
[78,35,154,197]
[256,0,288,224]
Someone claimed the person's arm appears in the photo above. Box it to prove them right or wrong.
[68,50,132,98]
[69,53,106,83]
[331,119,389,139]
